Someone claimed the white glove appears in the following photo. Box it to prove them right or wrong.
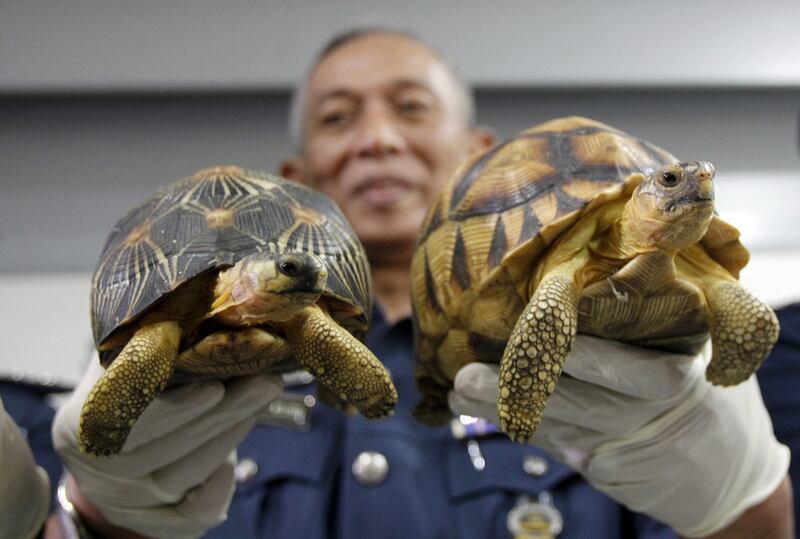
[53,359,283,539]
[0,397,51,539]
[448,335,790,538]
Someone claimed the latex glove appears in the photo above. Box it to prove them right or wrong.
[53,359,283,539]
[448,335,790,538]
[0,397,50,539]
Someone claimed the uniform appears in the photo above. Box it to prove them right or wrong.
[757,302,800,522]
[7,306,798,537]
[208,310,677,539]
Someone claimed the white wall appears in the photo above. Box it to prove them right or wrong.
[2,1,800,92]
[2,89,797,273]
[1,3,799,376]
[0,273,92,387]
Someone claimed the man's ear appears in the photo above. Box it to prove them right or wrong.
[279,157,309,185]
[469,125,497,153]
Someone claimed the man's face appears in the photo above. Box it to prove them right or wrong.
[290,33,487,258]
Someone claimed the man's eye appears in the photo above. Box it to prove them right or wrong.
[397,101,428,115]
[319,111,351,126]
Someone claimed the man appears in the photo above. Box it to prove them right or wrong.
[50,29,792,539]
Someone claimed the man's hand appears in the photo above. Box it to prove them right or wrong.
[53,360,283,539]
[448,335,792,538]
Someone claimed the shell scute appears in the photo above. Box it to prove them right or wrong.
[92,166,371,348]
[412,116,757,432]
[415,117,680,321]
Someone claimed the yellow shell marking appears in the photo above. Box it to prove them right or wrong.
[205,208,235,229]
[123,220,152,247]
[292,205,327,227]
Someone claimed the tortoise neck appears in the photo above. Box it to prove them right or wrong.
[606,200,669,259]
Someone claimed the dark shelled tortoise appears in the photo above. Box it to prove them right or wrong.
[83,166,397,456]
[411,116,779,441]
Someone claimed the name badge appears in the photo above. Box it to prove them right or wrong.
[256,391,315,431]
[507,492,563,539]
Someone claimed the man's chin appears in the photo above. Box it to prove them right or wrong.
[344,206,425,256]
[358,231,418,262]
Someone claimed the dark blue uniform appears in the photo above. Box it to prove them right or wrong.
[211,310,676,539]
[756,302,800,522]
[6,305,799,538]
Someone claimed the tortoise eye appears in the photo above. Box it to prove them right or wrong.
[660,171,680,187]
[279,260,301,276]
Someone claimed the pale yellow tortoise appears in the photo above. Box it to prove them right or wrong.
[411,116,779,442]
[82,166,397,456]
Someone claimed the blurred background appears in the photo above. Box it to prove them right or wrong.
[1,0,799,386]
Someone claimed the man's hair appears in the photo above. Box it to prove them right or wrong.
[287,27,476,152]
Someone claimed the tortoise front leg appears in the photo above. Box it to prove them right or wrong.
[498,275,579,442]
[80,320,181,456]
[703,281,779,386]
[285,305,397,419]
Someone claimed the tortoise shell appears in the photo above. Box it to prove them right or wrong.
[92,166,371,351]
[412,116,748,385]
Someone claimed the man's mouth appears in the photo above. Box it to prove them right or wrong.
[353,176,414,206]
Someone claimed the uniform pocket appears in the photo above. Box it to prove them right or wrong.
[209,404,343,539]
[235,402,341,493]
[444,437,582,539]
[443,437,644,539]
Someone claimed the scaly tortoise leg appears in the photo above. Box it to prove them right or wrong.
[315,383,359,416]
[498,275,579,442]
[285,305,398,419]
[704,281,779,386]
[79,320,181,456]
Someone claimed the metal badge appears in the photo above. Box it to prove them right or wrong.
[450,414,500,440]
[452,415,499,471]
[465,439,486,471]
[522,454,549,477]
[507,492,564,539]
[281,368,315,388]
[256,391,315,431]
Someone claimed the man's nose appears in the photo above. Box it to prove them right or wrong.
[352,105,406,158]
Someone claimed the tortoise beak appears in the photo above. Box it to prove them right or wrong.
[211,289,232,311]
[698,179,714,201]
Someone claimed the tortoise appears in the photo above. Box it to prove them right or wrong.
[82,165,397,456]
[411,116,779,442]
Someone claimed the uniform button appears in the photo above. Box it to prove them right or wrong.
[234,458,259,483]
[522,454,549,477]
[352,451,389,486]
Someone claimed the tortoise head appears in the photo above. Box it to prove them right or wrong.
[211,252,329,324]
[627,161,715,252]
